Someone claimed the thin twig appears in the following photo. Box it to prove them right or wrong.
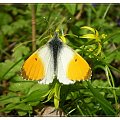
[75,4,83,20]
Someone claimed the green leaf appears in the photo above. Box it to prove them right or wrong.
[0,96,20,105]
[45,88,55,102]
[28,101,40,106]
[18,111,27,116]
[0,60,15,80]
[87,81,116,116]
[1,25,14,35]
[27,84,49,95]
[0,103,32,113]
[64,4,76,15]
[111,32,120,43]
[0,12,12,25]
[22,84,49,102]
[104,50,120,63]
[15,103,32,111]
[0,103,16,112]
[9,81,35,94]
[12,19,28,29]
[1,19,29,35]
[0,45,28,80]
[0,58,23,80]
[22,90,44,102]
[92,80,109,88]
[13,45,30,61]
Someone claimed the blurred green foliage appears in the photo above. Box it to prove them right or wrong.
[0,4,120,116]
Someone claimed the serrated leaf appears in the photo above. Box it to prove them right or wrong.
[12,19,28,29]
[0,58,23,80]
[1,25,13,35]
[0,60,14,80]
[0,12,12,25]
[13,45,30,61]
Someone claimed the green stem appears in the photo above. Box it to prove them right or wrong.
[31,4,36,52]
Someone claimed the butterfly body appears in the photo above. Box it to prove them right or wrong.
[48,33,63,73]
[21,33,92,84]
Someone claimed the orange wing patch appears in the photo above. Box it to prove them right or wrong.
[21,53,45,80]
[67,53,91,81]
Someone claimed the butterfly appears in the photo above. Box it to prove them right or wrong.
[21,32,92,84]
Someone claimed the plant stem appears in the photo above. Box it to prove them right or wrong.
[31,4,36,51]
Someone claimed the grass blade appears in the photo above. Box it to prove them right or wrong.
[87,81,116,116]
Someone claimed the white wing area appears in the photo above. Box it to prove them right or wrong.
[36,44,76,84]
[37,45,54,84]
[57,45,75,84]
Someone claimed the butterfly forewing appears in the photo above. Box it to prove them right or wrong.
[21,45,54,84]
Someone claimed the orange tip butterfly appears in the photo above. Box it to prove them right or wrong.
[21,32,92,84]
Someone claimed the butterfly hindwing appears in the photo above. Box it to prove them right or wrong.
[57,44,91,84]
